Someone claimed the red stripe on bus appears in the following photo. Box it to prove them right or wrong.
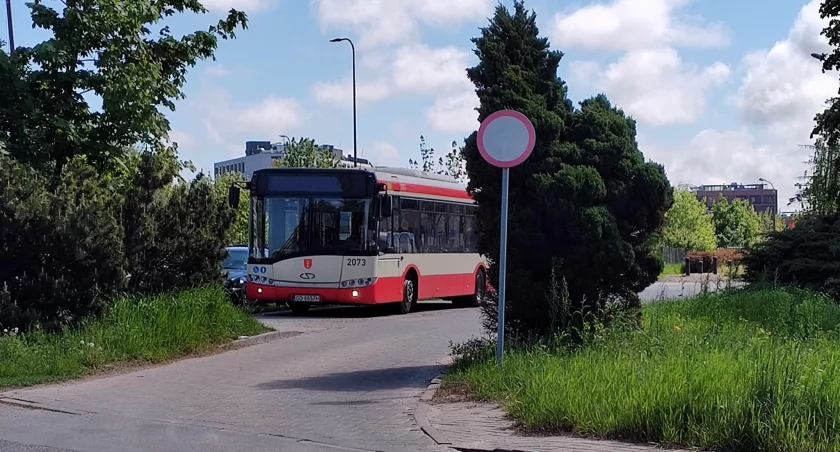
[392,182,472,200]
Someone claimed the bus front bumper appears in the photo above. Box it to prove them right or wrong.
[246,280,402,305]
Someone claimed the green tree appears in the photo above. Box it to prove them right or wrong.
[799,138,840,215]
[0,0,247,178]
[663,189,717,251]
[463,1,672,338]
[214,171,249,245]
[273,138,340,168]
[711,196,761,248]
[758,209,785,234]
[408,136,467,183]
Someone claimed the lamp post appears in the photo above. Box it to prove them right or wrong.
[329,37,357,168]
[5,0,14,56]
[759,177,778,231]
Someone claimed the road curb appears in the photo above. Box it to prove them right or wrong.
[219,330,302,350]
[414,373,453,445]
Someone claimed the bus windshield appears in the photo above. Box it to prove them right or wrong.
[251,196,377,260]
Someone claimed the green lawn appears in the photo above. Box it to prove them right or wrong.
[0,287,268,390]
[446,288,840,451]
[659,262,683,277]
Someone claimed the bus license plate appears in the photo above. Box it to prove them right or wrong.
[292,294,321,303]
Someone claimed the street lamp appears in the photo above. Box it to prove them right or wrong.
[5,0,14,56]
[812,53,827,62]
[329,37,357,168]
[759,177,778,231]
[277,134,292,160]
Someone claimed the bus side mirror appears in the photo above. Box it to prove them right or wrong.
[228,185,241,209]
[380,195,393,218]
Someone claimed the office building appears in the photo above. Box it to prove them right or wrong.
[213,141,369,180]
[692,182,778,215]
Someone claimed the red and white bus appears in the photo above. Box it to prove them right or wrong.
[230,166,488,314]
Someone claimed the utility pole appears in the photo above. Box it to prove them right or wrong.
[5,0,14,56]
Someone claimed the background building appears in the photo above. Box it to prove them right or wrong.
[213,140,371,180]
[692,182,779,215]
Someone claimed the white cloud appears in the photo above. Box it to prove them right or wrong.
[312,0,493,49]
[186,87,304,160]
[312,44,479,133]
[391,45,472,93]
[310,77,393,108]
[734,0,833,138]
[640,0,836,210]
[200,0,272,13]
[641,129,809,213]
[365,141,404,166]
[204,64,231,77]
[550,0,728,52]
[166,130,197,150]
[426,91,479,133]
[313,45,471,106]
[569,48,730,126]
[231,97,305,136]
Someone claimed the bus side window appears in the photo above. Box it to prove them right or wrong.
[399,197,421,253]
[449,203,466,252]
[464,206,478,253]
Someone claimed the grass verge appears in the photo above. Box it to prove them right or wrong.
[0,286,268,390]
[446,287,840,451]
[659,263,683,277]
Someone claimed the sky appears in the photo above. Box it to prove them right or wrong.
[3,0,836,210]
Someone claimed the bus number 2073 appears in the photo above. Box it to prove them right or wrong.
[346,258,366,266]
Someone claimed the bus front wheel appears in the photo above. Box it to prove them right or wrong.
[288,302,311,315]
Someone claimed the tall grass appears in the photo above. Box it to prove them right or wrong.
[447,288,840,451]
[0,287,267,389]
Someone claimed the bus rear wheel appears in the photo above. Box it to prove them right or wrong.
[288,302,311,315]
[454,270,485,308]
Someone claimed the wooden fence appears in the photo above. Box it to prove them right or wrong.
[661,246,687,265]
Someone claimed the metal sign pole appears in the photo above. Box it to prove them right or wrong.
[475,109,535,370]
[496,167,509,367]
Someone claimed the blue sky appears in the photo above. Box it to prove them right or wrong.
[3,0,835,208]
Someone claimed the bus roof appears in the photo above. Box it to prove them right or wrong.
[249,165,471,202]
[372,166,471,202]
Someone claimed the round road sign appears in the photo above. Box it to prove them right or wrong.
[477,110,536,168]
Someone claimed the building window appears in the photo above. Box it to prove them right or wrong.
[749,195,761,204]
[763,195,775,205]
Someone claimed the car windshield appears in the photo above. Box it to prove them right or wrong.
[223,248,248,270]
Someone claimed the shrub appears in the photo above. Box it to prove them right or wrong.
[0,157,125,331]
[742,212,840,298]
[0,151,236,332]
[685,249,744,274]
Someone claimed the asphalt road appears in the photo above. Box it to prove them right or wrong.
[0,281,711,452]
